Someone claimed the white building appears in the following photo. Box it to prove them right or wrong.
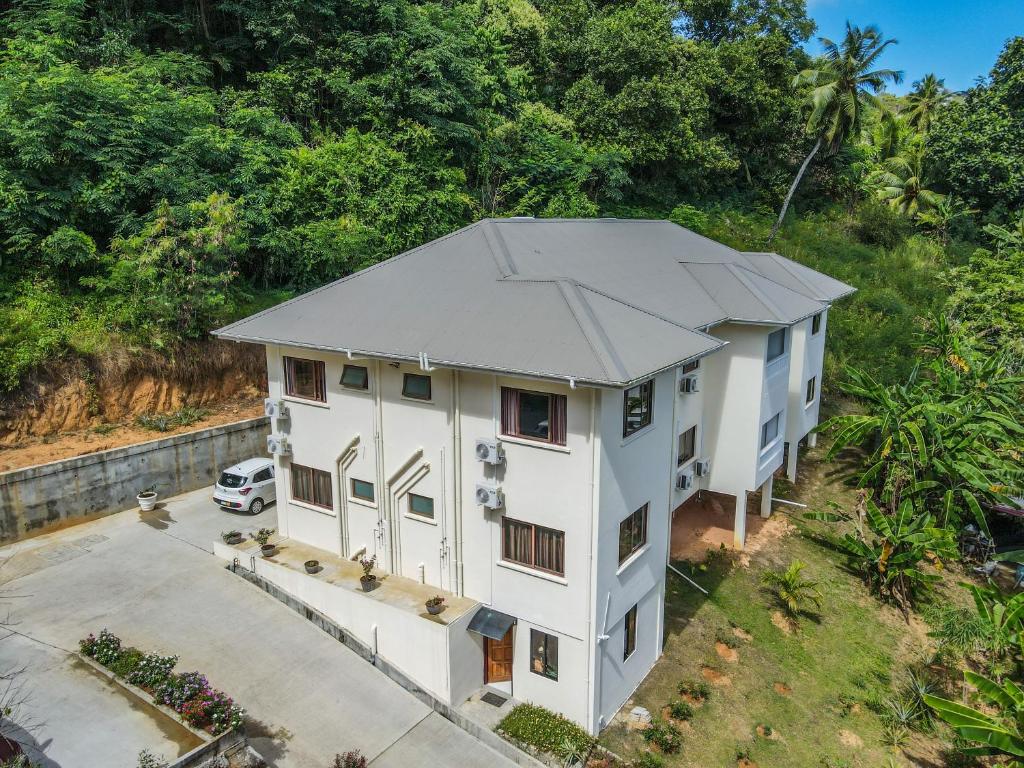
[215,218,853,734]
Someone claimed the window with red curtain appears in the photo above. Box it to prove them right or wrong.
[284,357,326,402]
[291,463,332,508]
[500,387,567,446]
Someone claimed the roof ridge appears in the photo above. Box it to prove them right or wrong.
[480,219,518,276]
[555,280,630,382]
[675,263,732,324]
[723,263,788,321]
[761,253,823,298]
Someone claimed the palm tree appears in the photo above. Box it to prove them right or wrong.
[903,73,948,134]
[917,197,976,244]
[768,23,902,243]
[869,136,944,217]
[760,560,823,618]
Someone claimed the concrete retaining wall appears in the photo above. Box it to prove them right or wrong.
[0,417,269,544]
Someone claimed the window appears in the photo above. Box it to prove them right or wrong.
[284,357,326,402]
[811,312,822,335]
[618,504,648,564]
[402,373,432,400]
[253,467,272,483]
[408,493,434,519]
[760,412,781,449]
[677,426,697,467]
[291,463,332,509]
[341,365,369,390]
[623,604,638,661]
[766,328,787,362]
[530,629,558,681]
[501,517,565,576]
[351,478,375,502]
[500,388,567,446]
[806,376,817,404]
[681,359,700,374]
[622,379,654,438]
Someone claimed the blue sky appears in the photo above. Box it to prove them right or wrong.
[806,0,1024,94]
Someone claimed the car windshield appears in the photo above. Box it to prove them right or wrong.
[219,472,247,488]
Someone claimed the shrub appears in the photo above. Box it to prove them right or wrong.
[156,671,209,713]
[80,629,122,666]
[332,753,367,768]
[642,719,682,754]
[180,689,245,733]
[677,680,711,701]
[669,204,710,234]
[137,750,169,768]
[760,560,822,618]
[497,703,594,758]
[108,647,144,678]
[127,653,179,690]
[853,200,911,248]
[668,699,693,721]
[136,406,210,432]
[635,753,665,768]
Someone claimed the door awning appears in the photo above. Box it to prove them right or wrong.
[467,607,516,640]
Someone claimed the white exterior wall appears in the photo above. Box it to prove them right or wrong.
[786,310,827,445]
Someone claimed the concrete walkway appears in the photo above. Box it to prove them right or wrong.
[0,488,515,768]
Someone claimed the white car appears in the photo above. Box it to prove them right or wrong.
[213,458,276,514]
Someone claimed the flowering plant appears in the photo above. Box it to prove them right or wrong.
[127,653,178,690]
[80,629,122,666]
[157,671,209,712]
[359,555,377,581]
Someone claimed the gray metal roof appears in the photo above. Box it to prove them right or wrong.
[215,218,855,387]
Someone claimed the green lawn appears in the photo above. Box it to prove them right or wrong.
[599,440,952,767]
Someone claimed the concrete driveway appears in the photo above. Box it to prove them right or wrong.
[0,488,515,768]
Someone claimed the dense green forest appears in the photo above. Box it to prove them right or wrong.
[0,0,1022,392]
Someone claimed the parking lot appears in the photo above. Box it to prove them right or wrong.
[0,487,515,767]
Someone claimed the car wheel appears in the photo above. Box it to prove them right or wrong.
[249,498,265,515]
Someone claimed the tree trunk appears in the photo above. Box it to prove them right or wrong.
[767,137,823,245]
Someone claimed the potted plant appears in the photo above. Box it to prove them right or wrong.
[425,595,445,616]
[137,486,158,512]
[221,530,243,545]
[252,527,276,557]
[359,555,377,592]
[304,559,320,574]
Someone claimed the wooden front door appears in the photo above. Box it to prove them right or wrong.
[484,627,514,684]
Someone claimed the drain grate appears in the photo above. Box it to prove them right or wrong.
[481,692,507,707]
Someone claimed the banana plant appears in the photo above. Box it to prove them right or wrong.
[924,672,1024,764]
[963,582,1024,677]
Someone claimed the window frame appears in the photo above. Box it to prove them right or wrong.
[806,376,817,404]
[677,425,697,467]
[530,629,559,681]
[402,373,432,401]
[350,478,375,503]
[681,359,700,374]
[766,328,787,363]
[283,356,327,402]
[618,504,649,565]
[622,379,655,439]
[760,412,782,450]
[500,387,567,446]
[811,312,822,335]
[407,492,435,520]
[291,463,333,509]
[501,516,566,577]
[623,604,638,661]
[341,364,369,391]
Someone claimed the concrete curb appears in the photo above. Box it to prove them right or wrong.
[226,562,549,768]
[76,653,257,768]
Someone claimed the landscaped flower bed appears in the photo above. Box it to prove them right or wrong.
[497,703,595,765]
[79,629,244,734]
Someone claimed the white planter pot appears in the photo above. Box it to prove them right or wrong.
[137,493,158,512]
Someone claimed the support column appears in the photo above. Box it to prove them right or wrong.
[733,490,748,549]
[785,441,798,481]
[760,475,774,519]
[807,431,818,449]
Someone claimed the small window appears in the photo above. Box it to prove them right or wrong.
[408,493,434,519]
[811,313,822,335]
[501,517,565,577]
[806,376,817,404]
[284,357,326,402]
[623,604,638,661]
[681,359,700,374]
[253,467,272,483]
[341,365,369,390]
[351,478,375,502]
[291,463,332,509]
[623,379,654,438]
[402,373,432,400]
[530,629,558,681]
[760,412,781,449]
[618,504,648,564]
[766,328,787,362]
[677,426,697,467]
[500,387,567,445]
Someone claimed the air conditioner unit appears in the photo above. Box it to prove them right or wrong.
[675,471,694,491]
[679,375,699,394]
[264,398,289,419]
[266,435,291,456]
[695,458,711,477]
[475,483,504,509]
[475,438,504,465]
